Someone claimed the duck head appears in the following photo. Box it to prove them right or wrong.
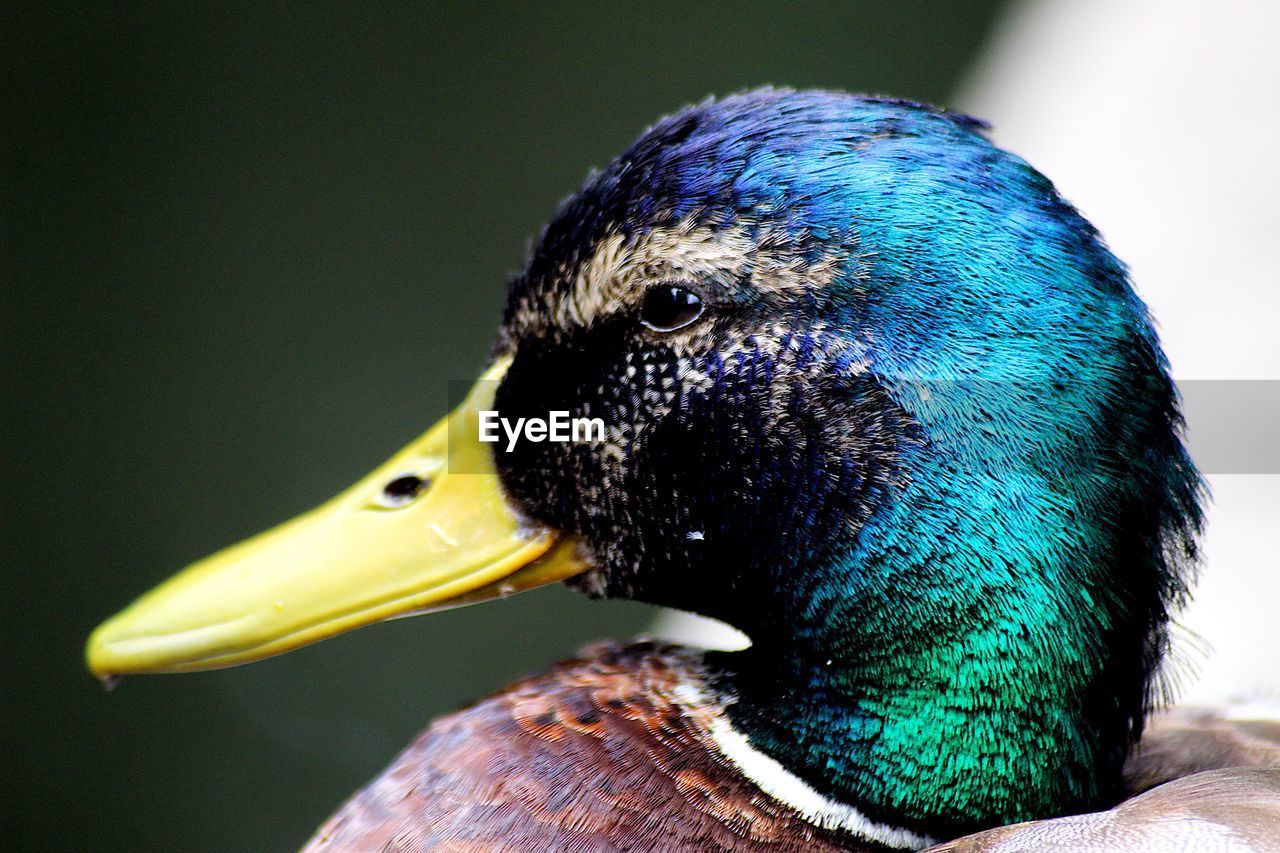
[88,90,1201,838]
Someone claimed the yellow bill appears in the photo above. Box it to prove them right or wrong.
[86,357,587,677]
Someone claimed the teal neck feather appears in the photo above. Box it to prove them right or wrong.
[715,279,1201,839]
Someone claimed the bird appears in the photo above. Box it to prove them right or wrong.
[86,89,1280,850]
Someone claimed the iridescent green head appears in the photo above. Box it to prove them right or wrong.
[493,89,1203,836]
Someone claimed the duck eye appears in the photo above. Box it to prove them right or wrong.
[379,474,428,508]
[639,284,704,332]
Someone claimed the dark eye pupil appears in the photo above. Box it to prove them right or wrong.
[640,285,703,332]
[382,475,426,502]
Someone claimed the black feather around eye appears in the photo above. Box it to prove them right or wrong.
[639,284,704,332]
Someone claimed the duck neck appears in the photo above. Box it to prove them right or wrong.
[711,537,1137,843]
[696,374,1191,844]
[714,614,1119,843]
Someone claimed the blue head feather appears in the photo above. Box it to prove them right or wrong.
[498,89,1202,838]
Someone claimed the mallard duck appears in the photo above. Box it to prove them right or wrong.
[86,89,1280,851]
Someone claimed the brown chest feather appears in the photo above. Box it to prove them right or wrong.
[303,643,1280,852]
[303,642,861,852]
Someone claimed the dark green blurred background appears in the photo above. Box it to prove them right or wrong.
[5,3,1007,849]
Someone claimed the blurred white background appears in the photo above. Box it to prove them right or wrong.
[656,0,1280,707]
